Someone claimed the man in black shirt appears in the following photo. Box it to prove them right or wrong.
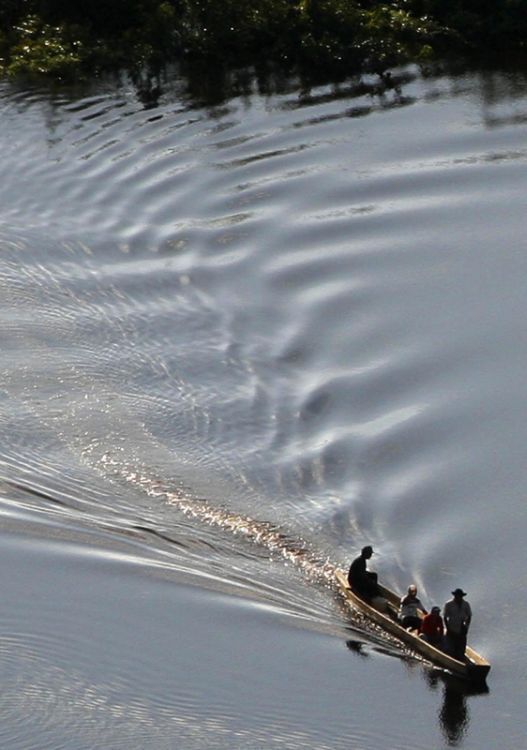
[348,545,378,598]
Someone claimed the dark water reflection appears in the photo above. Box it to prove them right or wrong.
[1,63,527,748]
[438,681,471,747]
[346,634,490,746]
[426,672,489,747]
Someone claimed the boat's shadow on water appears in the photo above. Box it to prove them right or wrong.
[345,640,489,746]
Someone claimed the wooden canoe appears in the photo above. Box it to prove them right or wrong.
[336,569,490,683]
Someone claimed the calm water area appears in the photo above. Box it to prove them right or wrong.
[1,63,527,748]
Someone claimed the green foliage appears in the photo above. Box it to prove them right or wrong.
[0,0,525,80]
[403,0,527,52]
[174,0,437,72]
[358,4,439,68]
[4,14,85,77]
[176,0,302,59]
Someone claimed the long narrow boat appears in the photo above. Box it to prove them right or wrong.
[335,569,490,683]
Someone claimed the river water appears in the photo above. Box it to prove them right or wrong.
[0,64,526,748]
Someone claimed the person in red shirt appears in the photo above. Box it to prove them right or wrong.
[420,606,444,648]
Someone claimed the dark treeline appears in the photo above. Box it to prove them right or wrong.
[0,1,526,79]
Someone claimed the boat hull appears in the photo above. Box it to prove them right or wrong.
[336,570,490,683]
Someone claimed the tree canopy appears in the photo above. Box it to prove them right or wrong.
[0,1,525,79]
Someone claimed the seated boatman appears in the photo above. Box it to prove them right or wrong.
[348,545,379,598]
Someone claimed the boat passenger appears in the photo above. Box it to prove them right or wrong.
[443,588,472,660]
[398,584,427,630]
[347,545,379,598]
[420,606,444,647]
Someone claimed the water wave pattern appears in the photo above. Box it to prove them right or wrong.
[0,228,409,659]
[0,549,379,750]
[1,67,527,656]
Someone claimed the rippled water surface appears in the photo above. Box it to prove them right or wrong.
[1,65,527,748]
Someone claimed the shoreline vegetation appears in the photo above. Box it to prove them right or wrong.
[0,1,526,82]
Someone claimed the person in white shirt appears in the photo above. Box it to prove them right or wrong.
[443,588,472,660]
[398,584,427,630]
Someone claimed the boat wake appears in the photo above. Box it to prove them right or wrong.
[99,452,339,584]
[91,452,412,657]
